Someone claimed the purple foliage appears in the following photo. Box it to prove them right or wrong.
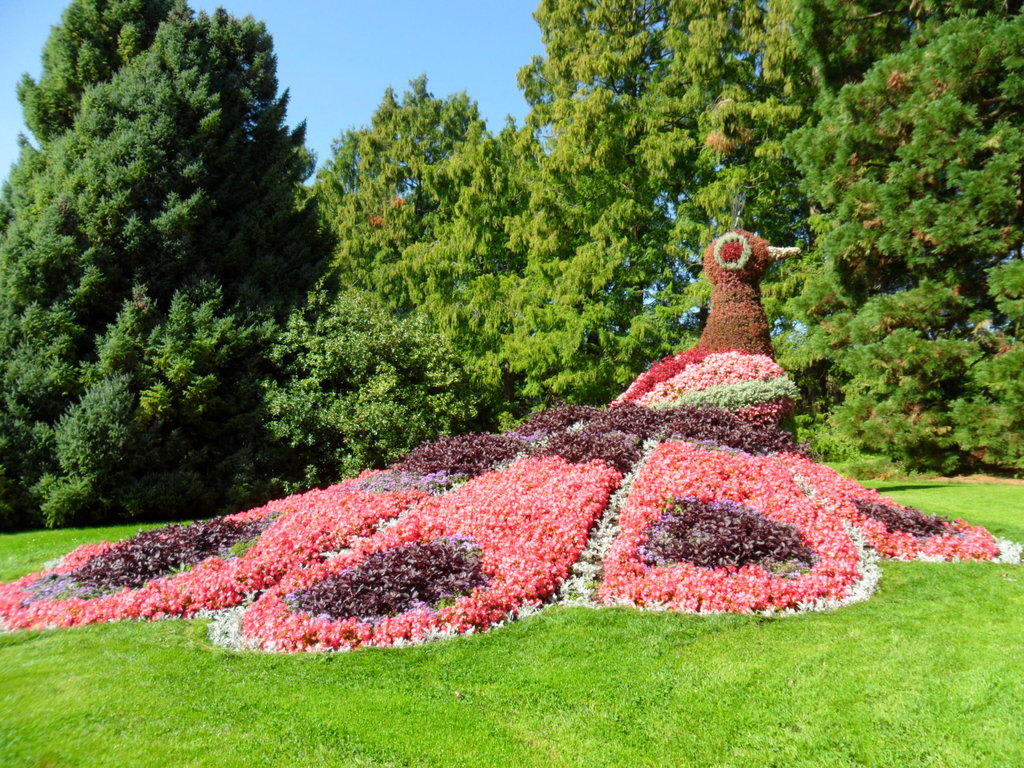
[21,573,105,605]
[656,405,805,455]
[512,403,804,456]
[397,433,529,479]
[389,405,801,482]
[853,498,950,538]
[641,497,816,574]
[538,429,642,473]
[286,537,489,622]
[529,403,803,473]
[578,403,670,441]
[64,516,271,592]
[357,470,455,495]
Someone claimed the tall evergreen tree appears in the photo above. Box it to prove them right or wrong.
[316,2,817,414]
[786,9,1024,473]
[17,0,178,145]
[315,78,530,418]
[788,0,1019,93]
[0,2,321,527]
[315,76,489,315]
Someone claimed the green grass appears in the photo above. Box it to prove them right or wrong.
[1,482,1022,768]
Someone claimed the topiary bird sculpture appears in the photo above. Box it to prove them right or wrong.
[1,232,1017,652]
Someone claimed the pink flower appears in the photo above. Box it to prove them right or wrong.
[241,455,621,652]
[0,472,424,630]
[637,351,784,407]
[599,441,864,612]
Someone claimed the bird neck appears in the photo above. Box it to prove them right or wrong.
[696,280,775,358]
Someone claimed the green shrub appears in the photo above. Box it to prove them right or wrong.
[262,290,482,489]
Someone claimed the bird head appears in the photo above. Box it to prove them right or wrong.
[703,230,800,288]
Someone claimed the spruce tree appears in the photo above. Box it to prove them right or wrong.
[17,0,178,145]
[0,2,321,527]
[786,11,1024,473]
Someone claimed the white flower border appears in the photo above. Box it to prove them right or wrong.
[555,438,661,607]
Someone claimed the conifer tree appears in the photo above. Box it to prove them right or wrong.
[787,10,1024,473]
[315,77,488,315]
[316,2,816,413]
[788,0,1019,93]
[0,2,321,527]
[315,78,530,417]
[17,0,178,144]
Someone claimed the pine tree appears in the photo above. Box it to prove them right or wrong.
[0,2,321,527]
[786,10,1024,473]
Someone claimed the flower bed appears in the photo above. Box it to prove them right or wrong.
[777,455,999,561]
[599,441,865,613]
[284,537,489,621]
[614,350,797,428]
[629,351,798,419]
[636,351,783,404]
[0,475,425,630]
[0,346,1011,645]
[641,497,817,576]
[240,455,622,651]
[523,402,805,457]
[613,347,715,405]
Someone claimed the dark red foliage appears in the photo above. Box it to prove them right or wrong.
[397,433,529,479]
[577,403,805,456]
[853,498,950,538]
[286,538,489,621]
[658,406,804,456]
[538,429,642,473]
[641,497,816,573]
[69,517,270,591]
[511,404,601,437]
[581,403,671,441]
[697,231,775,356]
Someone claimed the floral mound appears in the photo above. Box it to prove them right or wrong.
[599,441,865,613]
[240,456,621,651]
[0,385,1014,646]
[1,225,1018,650]
[778,455,999,561]
[614,350,798,428]
[0,479,424,630]
[284,537,489,622]
[641,497,817,575]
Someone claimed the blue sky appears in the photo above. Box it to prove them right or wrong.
[0,0,542,179]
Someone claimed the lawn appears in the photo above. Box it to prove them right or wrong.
[1,480,1021,768]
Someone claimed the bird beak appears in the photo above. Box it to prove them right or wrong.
[767,246,801,262]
